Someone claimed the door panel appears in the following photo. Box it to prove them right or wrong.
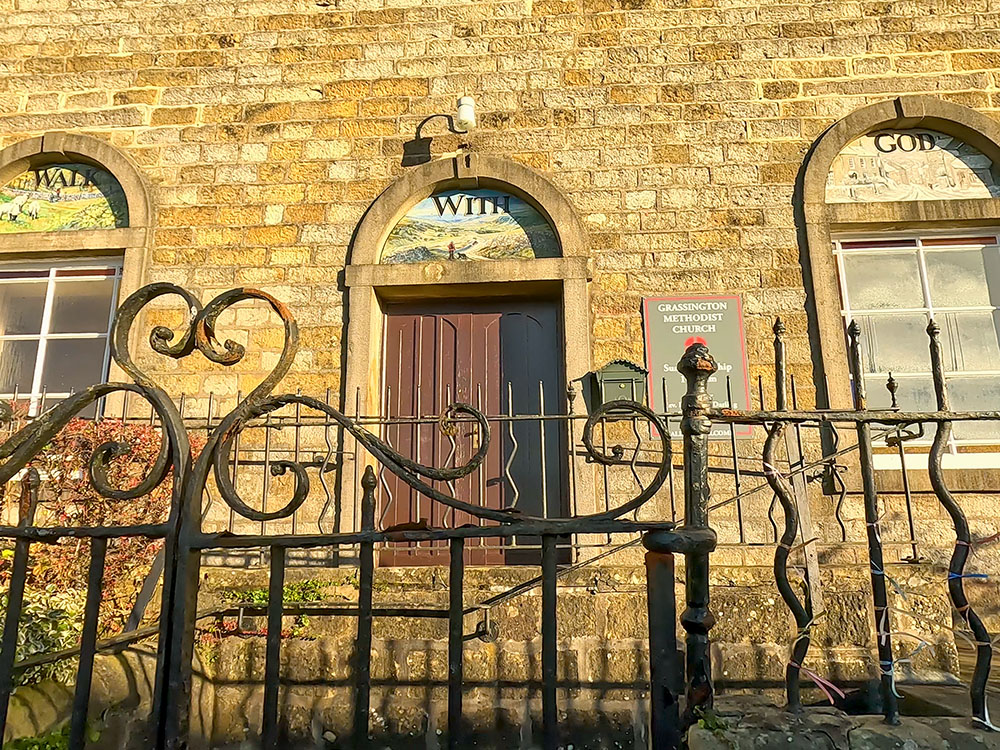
[380,300,564,565]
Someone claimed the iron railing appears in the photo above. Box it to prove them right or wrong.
[0,283,687,749]
[0,282,997,748]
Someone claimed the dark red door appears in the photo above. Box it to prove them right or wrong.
[380,300,564,565]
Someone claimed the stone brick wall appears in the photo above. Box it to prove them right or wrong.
[3,0,1000,611]
[3,0,1000,407]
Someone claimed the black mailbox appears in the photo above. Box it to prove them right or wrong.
[592,359,648,406]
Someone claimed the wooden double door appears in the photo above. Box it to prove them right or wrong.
[379,299,565,565]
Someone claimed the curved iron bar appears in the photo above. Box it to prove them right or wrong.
[111,282,203,388]
[767,319,812,712]
[927,320,994,728]
[316,391,336,535]
[825,422,850,544]
[580,400,672,522]
[503,381,520,511]
[214,396,498,523]
[763,423,811,711]
[767,494,779,543]
[830,464,849,543]
[0,383,180,504]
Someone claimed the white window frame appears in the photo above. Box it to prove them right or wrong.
[834,228,1000,468]
[0,258,122,416]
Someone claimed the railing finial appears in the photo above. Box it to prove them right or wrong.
[886,372,898,410]
[773,318,787,412]
[846,320,866,410]
[678,343,717,438]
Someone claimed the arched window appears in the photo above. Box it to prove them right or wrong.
[802,97,1000,452]
[0,134,151,415]
[380,188,560,264]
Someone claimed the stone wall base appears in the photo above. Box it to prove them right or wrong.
[688,695,998,750]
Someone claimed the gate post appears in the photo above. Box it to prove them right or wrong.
[678,343,717,725]
[645,550,680,748]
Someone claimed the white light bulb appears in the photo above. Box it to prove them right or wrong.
[456,96,476,131]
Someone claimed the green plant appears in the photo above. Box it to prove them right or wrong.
[213,579,328,639]
[2,720,99,749]
[695,707,727,732]
[2,724,70,750]
[0,413,204,688]
[218,578,327,607]
[694,707,736,748]
[0,586,85,687]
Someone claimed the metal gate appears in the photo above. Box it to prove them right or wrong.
[0,282,996,748]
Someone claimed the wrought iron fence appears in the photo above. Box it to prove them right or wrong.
[0,282,996,749]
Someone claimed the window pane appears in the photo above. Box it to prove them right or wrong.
[49,278,116,334]
[0,340,38,393]
[940,312,1000,371]
[0,281,46,335]
[855,314,931,373]
[842,252,923,310]
[925,250,992,308]
[42,338,107,394]
[864,374,938,442]
[948,376,1000,441]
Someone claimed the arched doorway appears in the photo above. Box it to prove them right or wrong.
[343,154,592,563]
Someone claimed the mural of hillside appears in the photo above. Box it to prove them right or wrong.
[0,164,128,234]
[381,189,560,264]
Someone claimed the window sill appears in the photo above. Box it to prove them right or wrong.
[873,452,1000,471]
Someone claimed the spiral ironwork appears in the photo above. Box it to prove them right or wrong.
[4,283,673,531]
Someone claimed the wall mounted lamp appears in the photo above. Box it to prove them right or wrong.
[455,96,476,132]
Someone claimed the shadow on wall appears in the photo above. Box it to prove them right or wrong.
[2,563,970,749]
[199,635,653,749]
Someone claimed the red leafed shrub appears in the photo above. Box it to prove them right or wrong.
[0,411,204,638]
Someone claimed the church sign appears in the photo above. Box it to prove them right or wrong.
[826,129,1000,203]
[380,188,560,264]
[642,295,752,439]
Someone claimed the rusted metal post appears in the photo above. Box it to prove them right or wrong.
[0,540,30,741]
[17,467,39,526]
[354,466,377,749]
[262,546,286,749]
[677,343,717,725]
[541,534,559,749]
[447,536,465,749]
[847,321,900,725]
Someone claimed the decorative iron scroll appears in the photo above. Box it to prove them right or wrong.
[0,283,672,531]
